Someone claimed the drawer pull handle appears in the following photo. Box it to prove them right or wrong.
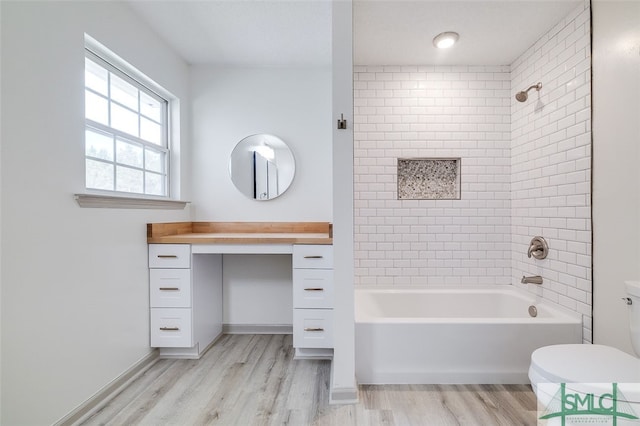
[303,255,323,259]
[304,288,324,291]
[157,255,178,259]
[304,327,324,332]
[159,287,180,291]
[159,327,180,331]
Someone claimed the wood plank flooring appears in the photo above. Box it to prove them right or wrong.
[80,334,538,426]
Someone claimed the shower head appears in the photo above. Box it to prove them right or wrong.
[515,82,542,102]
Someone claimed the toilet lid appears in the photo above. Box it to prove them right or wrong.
[530,344,640,383]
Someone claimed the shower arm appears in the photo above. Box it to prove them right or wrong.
[524,83,542,94]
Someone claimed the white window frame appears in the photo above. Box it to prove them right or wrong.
[78,35,186,209]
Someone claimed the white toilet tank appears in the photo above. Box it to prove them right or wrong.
[625,281,640,356]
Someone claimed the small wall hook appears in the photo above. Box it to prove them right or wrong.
[337,113,347,130]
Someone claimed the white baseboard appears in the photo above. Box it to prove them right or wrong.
[329,387,359,404]
[54,350,159,426]
[329,359,359,405]
[159,345,201,359]
[158,334,223,359]
[294,347,333,360]
[223,324,293,334]
[355,371,530,385]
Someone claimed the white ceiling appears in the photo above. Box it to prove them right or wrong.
[354,0,582,65]
[127,1,332,67]
[127,0,581,67]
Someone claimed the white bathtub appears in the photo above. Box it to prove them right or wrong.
[355,286,582,384]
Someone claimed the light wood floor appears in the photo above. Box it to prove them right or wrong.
[81,334,538,426]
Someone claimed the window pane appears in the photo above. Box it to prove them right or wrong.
[85,58,108,96]
[140,92,162,122]
[86,159,114,190]
[85,90,109,125]
[145,172,164,196]
[116,138,143,168]
[116,166,143,193]
[145,148,164,173]
[140,117,162,145]
[85,129,114,161]
[84,49,169,197]
[111,103,138,137]
[110,74,138,112]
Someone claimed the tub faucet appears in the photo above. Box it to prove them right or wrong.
[521,275,543,285]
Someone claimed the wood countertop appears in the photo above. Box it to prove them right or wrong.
[147,222,333,245]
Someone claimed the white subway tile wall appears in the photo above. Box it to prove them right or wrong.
[511,3,591,342]
[354,2,591,342]
[354,64,512,287]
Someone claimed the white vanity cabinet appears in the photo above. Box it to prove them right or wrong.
[148,244,222,359]
[147,222,333,360]
[292,244,334,359]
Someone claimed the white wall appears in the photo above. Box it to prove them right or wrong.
[511,2,592,342]
[0,2,191,424]
[592,0,640,354]
[222,255,292,326]
[353,65,512,286]
[190,66,332,326]
[0,3,3,420]
[331,0,357,401]
[190,66,332,221]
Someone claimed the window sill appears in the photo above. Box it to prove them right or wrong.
[74,193,189,210]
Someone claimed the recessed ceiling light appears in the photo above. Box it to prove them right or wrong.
[433,31,459,49]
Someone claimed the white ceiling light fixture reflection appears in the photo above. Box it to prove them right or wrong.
[254,144,275,161]
[433,31,459,49]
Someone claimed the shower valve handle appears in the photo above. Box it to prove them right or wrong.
[527,236,549,260]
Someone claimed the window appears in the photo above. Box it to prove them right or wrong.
[84,50,169,197]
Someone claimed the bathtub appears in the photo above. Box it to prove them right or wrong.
[355,286,582,384]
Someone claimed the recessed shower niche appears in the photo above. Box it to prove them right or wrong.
[397,158,461,200]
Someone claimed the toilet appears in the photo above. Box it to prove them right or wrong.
[529,281,640,400]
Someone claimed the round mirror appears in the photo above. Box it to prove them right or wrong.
[229,134,295,200]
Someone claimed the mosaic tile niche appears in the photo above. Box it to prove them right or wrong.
[397,158,461,200]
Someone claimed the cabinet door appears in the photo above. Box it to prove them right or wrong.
[293,269,334,309]
[150,308,193,348]
[150,269,191,308]
[293,309,333,348]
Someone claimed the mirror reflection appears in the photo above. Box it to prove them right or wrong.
[229,134,295,200]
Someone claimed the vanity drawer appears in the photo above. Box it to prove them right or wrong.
[150,269,191,308]
[293,269,334,309]
[150,308,193,348]
[293,309,333,349]
[293,245,333,269]
[149,244,191,269]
